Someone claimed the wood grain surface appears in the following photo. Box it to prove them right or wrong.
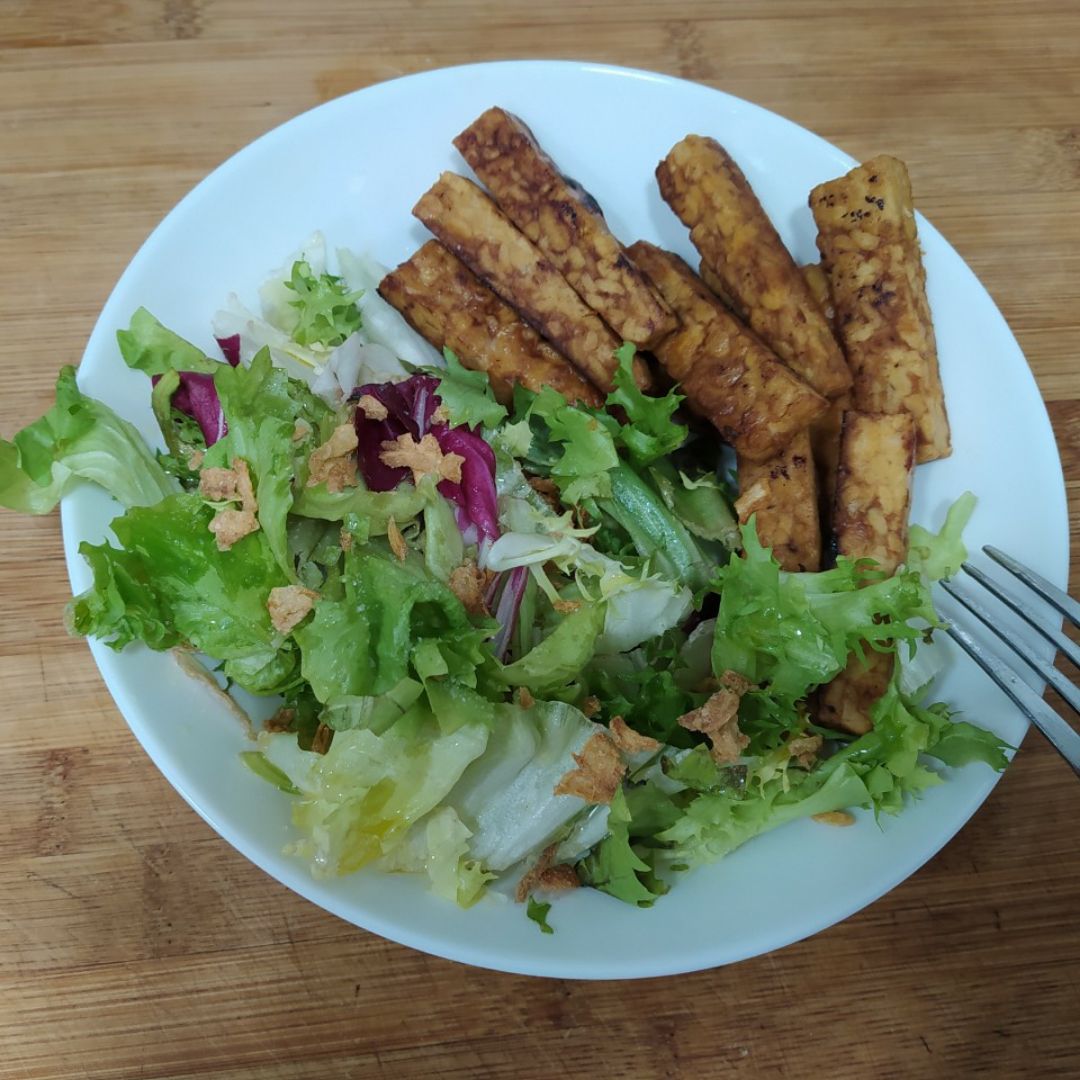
[1,2,1078,1077]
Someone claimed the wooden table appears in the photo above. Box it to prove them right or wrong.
[2,2,1078,1076]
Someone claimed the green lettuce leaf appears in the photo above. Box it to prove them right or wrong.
[67,492,298,694]
[268,692,602,894]
[117,310,230,468]
[907,491,977,582]
[648,460,740,550]
[710,523,938,704]
[116,308,219,375]
[295,547,478,703]
[848,678,1011,802]
[663,745,731,791]
[525,386,620,504]
[583,631,703,747]
[240,750,301,795]
[656,756,873,867]
[69,536,177,650]
[149,369,185,460]
[423,491,465,583]
[925,716,1012,769]
[288,515,351,591]
[509,345,687,505]
[498,602,606,694]
[577,787,666,906]
[491,417,534,461]
[291,479,431,532]
[1,366,175,513]
[597,464,712,590]
[650,672,1009,873]
[319,678,426,734]
[434,348,508,430]
[203,348,332,578]
[605,343,687,465]
[423,677,498,733]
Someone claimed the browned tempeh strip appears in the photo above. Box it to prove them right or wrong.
[656,136,851,398]
[698,260,748,321]
[817,410,916,735]
[810,156,950,463]
[378,241,601,408]
[454,108,677,349]
[627,240,828,462]
[800,262,835,327]
[817,651,894,737]
[832,410,916,576]
[735,431,821,572]
[413,172,647,393]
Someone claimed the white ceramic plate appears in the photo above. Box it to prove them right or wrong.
[61,61,1068,979]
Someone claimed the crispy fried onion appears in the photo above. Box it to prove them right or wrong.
[608,716,660,754]
[677,670,754,764]
[554,731,626,805]
[266,584,319,635]
[379,432,464,485]
[200,457,259,551]
[514,843,581,902]
[307,422,359,493]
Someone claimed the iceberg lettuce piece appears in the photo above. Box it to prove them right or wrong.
[263,716,490,878]
[1,366,175,514]
[447,700,600,872]
[375,806,493,907]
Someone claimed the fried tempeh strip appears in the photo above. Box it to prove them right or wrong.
[413,172,646,392]
[810,156,950,463]
[656,136,851,398]
[627,240,827,462]
[454,107,677,349]
[378,241,601,408]
[800,263,836,327]
[699,260,747,320]
[735,431,821,572]
[832,410,916,575]
[818,650,894,738]
[817,411,916,734]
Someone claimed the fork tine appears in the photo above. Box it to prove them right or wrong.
[940,580,1080,714]
[983,546,1080,631]
[959,561,1080,670]
[938,601,1080,776]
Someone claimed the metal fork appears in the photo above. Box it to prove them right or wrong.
[937,546,1080,776]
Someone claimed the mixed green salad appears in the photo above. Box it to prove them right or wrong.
[0,236,1009,926]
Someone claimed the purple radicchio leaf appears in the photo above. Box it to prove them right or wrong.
[351,374,499,544]
[432,424,499,546]
[351,374,442,491]
[151,370,228,446]
[215,334,242,367]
